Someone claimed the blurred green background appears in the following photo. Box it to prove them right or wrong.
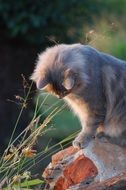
[0,0,126,172]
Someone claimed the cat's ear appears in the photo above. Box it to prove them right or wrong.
[30,72,49,89]
[36,77,49,89]
[62,69,75,90]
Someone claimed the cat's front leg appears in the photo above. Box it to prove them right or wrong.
[73,130,93,149]
[73,118,99,149]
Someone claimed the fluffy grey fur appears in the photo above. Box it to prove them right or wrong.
[31,44,126,148]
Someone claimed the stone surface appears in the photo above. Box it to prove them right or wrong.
[52,146,79,165]
[42,139,126,190]
[63,155,97,184]
[42,146,97,190]
[69,172,126,190]
[83,138,126,181]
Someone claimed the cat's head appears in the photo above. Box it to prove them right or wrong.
[31,44,89,98]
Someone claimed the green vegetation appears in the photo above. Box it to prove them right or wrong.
[0,83,78,189]
[0,0,102,45]
[1,0,125,46]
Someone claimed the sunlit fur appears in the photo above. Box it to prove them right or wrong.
[31,44,126,148]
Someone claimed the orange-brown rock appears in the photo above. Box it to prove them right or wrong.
[43,146,97,190]
[63,155,97,184]
[53,155,97,190]
[52,146,79,165]
[42,139,126,190]
[54,176,70,190]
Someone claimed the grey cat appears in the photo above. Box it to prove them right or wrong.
[31,44,126,148]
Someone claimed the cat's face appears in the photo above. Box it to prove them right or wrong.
[41,82,70,99]
[32,67,76,99]
[31,45,77,98]
[31,44,87,98]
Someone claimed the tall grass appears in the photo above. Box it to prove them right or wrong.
[0,80,78,189]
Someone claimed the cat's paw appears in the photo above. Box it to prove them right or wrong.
[72,135,92,149]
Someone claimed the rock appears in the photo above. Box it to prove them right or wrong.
[52,146,79,165]
[42,146,97,190]
[42,139,126,190]
[83,138,126,181]
[63,155,97,185]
